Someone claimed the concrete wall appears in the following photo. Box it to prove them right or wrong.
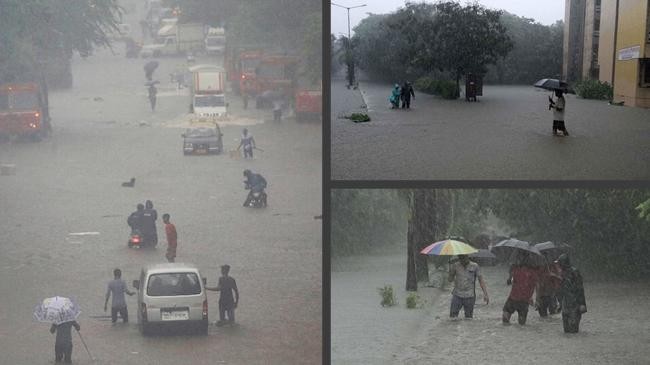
[613,0,650,107]
[581,0,596,79]
[598,0,617,84]
[564,0,586,82]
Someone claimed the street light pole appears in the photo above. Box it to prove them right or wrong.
[331,2,366,87]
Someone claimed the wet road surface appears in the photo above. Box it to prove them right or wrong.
[332,252,650,365]
[0,40,321,365]
[331,78,650,180]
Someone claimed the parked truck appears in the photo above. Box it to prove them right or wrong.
[141,23,205,58]
[295,89,322,123]
[188,64,227,120]
[0,82,51,140]
[205,27,226,55]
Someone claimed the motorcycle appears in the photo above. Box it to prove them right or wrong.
[244,187,267,208]
[128,229,157,248]
[128,229,143,248]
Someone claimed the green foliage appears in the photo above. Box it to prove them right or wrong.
[350,2,512,87]
[636,199,650,221]
[331,190,408,256]
[378,285,397,307]
[573,79,613,100]
[485,14,563,84]
[405,292,419,309]
[344,113,371,123]
[437,81,459,99]
[0,0,122,83]
[486,190,650,279]
[414,77,458,99]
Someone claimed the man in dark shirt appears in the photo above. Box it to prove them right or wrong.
[556,254,587,333]
[206,264,239,326]
[141,200,158,246]
[127,204,144,233]
[50,320,80,363]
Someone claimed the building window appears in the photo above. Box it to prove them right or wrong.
[641,59,650,87]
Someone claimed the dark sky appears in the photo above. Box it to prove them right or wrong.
[331,0,565,37]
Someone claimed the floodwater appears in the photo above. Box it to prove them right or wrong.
[331,77,650,180]
[332,251,650,365]
[0,3,321,363]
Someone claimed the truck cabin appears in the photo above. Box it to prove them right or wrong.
[0,83,44,113]
[206,33,225,48]
[194,94,225,108]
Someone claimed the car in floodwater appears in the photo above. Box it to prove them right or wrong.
[182,126,223,155]
[133,263,209,335]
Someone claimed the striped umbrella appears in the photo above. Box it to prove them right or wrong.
[420,239,478,256]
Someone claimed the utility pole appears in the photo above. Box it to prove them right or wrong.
[331,2,366,87]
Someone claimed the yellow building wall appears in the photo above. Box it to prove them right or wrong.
[598,0,617,84]
[613,0,650,107]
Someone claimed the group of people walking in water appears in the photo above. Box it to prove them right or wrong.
[389,81,416,109]
[448,251,587,333]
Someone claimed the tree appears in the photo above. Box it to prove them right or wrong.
[486,189,650,279]
[406,190,452,291]
[428,2,513,96]
[485,14,563,84]
[0,0,122,84]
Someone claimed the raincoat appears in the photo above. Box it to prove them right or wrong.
[389,85,401,107]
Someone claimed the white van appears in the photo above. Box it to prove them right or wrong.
[133,263,208,335]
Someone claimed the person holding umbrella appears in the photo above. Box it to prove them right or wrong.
[550,89,569,136]
[448,254,489,319]
[421,239,489,319]
[556,253,587,333]
[502,253,540,325]
[50,320,80,363]
[34,296,86,363]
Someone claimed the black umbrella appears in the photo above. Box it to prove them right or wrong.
[143,60,159,73]
[534,78,568,92]
[534,241,570,261]
[491,238,543,265]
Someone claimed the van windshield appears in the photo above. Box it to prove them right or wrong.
[147,272,201,296]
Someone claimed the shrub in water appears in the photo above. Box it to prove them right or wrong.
[406,292,419,309]
[345,113,371,123]
[574,79,613,100]
[378,285,396,307]
[438,80,459,99]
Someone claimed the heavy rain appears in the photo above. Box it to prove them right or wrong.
[0,0,322,364]
[330,0,650,180]
[331,189,650,364]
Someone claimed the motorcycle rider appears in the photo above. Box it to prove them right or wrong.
[141,200,158,247]
[127,204,145,234]
[243,169,267,207]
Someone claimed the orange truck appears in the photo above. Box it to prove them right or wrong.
[0,82,51,140]
[224,46,264,95]
[295,89,322,123]
[254,55,298,97]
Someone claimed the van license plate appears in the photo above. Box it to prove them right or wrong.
[161,310,189,321]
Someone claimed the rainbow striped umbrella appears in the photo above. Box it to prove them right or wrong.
[420,239,478,256]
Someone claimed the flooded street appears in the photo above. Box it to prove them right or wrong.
[332,252,650,365]
[0,41,321,364]
[331,79,650,180]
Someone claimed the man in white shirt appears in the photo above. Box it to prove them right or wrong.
[551,89,569,136]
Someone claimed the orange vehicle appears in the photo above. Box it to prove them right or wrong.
[0,82,51,140]
[224,45,264,95]
[295,89,322,123]
[254,55,298,97]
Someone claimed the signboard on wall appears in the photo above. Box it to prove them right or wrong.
[618,45,641,60]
